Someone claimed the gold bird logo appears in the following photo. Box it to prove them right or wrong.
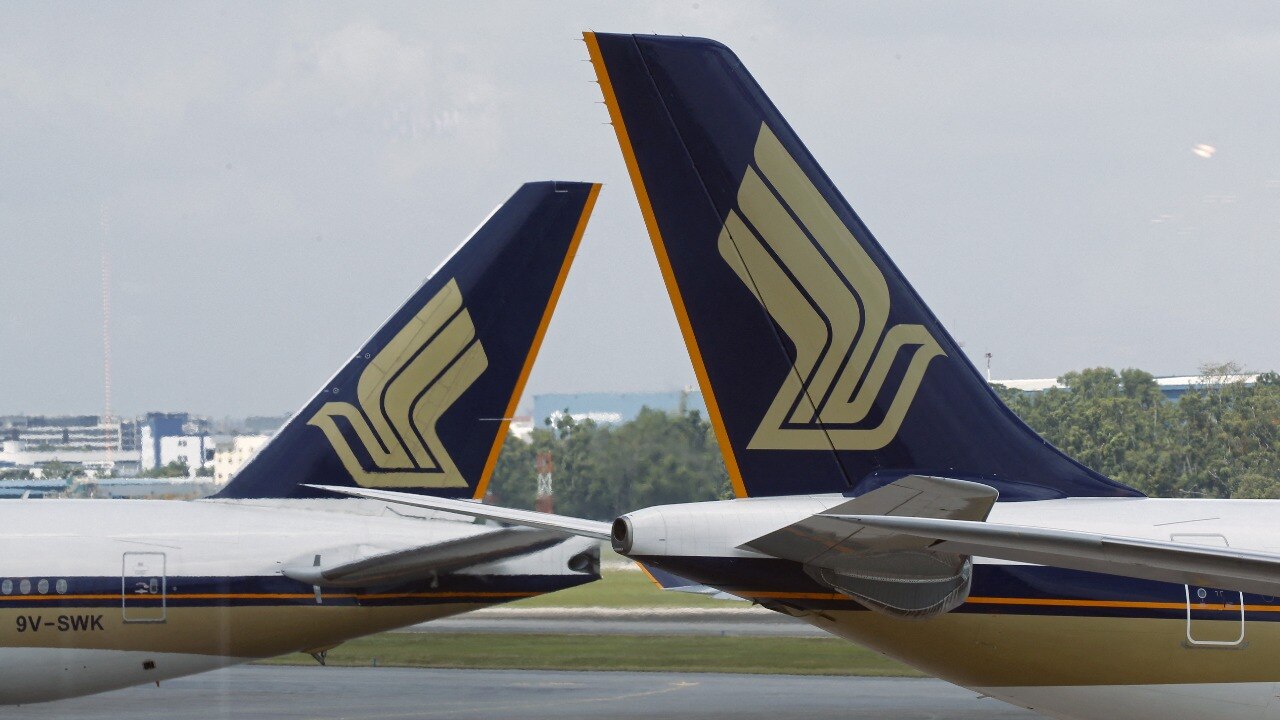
[719,124,945,451]
[308,279,487,488]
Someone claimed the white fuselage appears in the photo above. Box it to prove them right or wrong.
[0,497,595,704]
[618,495,1280,720]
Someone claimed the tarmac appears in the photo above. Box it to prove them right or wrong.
[10,666,1037,719]
[402,606,827,637]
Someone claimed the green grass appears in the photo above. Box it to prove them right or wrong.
[257,549,920,676]
[260,632,921,677]
[511,562,736,609]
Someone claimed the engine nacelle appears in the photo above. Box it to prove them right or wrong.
[806,550,972,620]
[610,495,828,556]
[610,496,973,621]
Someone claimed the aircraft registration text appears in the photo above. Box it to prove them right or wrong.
[15,614,105,633]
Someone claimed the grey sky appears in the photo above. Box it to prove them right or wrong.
[1,2,1277,417]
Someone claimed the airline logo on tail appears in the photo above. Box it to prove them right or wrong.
[719,124,945,452]
[308,279,487,488]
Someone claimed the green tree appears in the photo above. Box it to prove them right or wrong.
[1000,364,1279,499]
[486,434,539,508]
[139,460,190,478]
[39,459,85,480]
[488,367,1280,510]
[1231,473,1280,499]
[487,408,729,520]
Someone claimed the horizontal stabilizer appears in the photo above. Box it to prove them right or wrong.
[284,527,567,588]
[638,563,744,602]
[740,475,999,617]
[742,475,998,566]
[308,485,612,540]
[833,514,1280,597]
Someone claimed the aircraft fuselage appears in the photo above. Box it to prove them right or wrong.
[619,495,1280,720]
[0,498,595,704]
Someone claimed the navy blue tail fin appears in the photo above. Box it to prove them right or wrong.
[216,182,600,499]
[585,33,1140,501]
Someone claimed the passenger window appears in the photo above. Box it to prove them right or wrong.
[56,579,67,594]
[1,579,10,595]
[37,579,49,594]
[19,579,30,594]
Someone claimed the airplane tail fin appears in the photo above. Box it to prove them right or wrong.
[216,182,600,500]
[585,32,1140,501]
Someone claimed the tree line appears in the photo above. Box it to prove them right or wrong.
[488,407,731,520]
[489,365,1280,519]
[993,364,1280,500]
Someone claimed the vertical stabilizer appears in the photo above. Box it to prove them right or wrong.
[586,32,1139,501]
[217,182,600,499]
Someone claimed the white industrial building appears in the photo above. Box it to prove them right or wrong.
[0,416,136,477]
[213,435,271,486]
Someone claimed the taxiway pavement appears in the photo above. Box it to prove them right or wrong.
[14,666,1036,719]
[402,606,826,637]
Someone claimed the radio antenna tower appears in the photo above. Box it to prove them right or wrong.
[535,451,554,514]
[100,205,114,469]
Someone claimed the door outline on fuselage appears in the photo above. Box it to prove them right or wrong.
[121,551,167,623]
[1170,533,1244,647]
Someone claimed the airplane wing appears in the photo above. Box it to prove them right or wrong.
[284,526,569,588]
[740,474,1280,609]
[307,484,613,540]
[309,485,740,600]
[829,514,1280,597]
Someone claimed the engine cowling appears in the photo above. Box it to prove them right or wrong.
[610,496,974,620]
[806,550,972,619]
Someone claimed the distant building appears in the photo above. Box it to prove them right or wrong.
[531,389,708,428]
[0,412,226,479]
[139,412,189,471]
[83,458,139,478]
[213,435,271,486]
[156,435,217,476]
[139,412,219,475]
[0,415,132,476]
[118,418,141,455]
[0,479,72,499]
[507,416,534,442]
[242,415,288,435]
[83,477,215,500]
[993,374,1260,402]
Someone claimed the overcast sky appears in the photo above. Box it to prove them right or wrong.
[1,2,1277,418]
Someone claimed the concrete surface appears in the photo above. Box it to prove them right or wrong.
[11,666,1037,719]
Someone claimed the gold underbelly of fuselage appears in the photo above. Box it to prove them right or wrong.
[812,610,1265,687]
